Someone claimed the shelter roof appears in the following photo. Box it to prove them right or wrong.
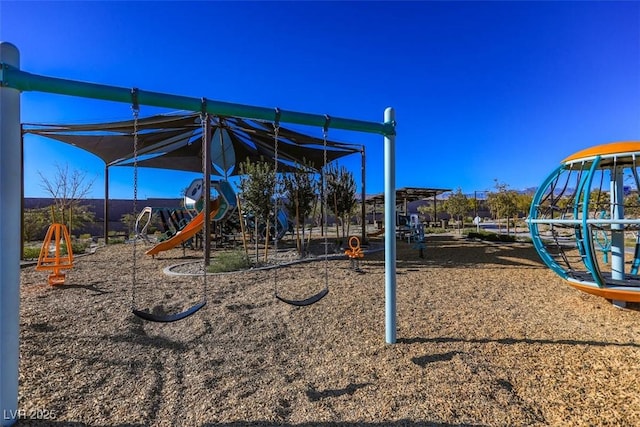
[366,187,452,205]
[23,113,362,175]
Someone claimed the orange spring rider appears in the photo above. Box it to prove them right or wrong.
[36,223,74,286]
[344,236,364,271]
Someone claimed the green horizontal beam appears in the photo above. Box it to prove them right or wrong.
[0,64,395,136]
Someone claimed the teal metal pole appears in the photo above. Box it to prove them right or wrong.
[611,166,626,308]
[384,107,396,344]
[580,157,606,288]
[0,41,21,427]
[528,164,569,278]
[611,167,625,280]
[0,65,395,137]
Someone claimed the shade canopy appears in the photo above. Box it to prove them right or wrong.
[366,187,452,205]
[23,113,362,175]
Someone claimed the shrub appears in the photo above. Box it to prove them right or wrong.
[423,227,447,234]
[467,231,516,243]
[208,250,250,273]
[23,247,41,259]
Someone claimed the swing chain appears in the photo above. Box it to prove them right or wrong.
[131,88,140,309]
[273,109,281,255]
[322,115,330,279]
[200,103,208,300]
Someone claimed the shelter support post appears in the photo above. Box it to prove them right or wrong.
[384,107,396,344]
[104,165,109,244]
[0,41,21,427]
[361,146,366,245]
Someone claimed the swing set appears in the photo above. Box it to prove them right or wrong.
[0,41,398,422]
[0,42,396,423]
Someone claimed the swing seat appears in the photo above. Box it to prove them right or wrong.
[132,300,206,323]
[276,288,328,307]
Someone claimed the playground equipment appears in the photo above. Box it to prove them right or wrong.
[410,217,427,259]
[344,235,365,272]
[35,223,74,285]
[144,179,236,256]
[1,41,396,425]
[242,207,293,243]
[273,113,330,306]
[528,141,640,306]
[135,206,193,243]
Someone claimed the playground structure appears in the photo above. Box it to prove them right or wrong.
[528,141,640,306]
[0,42,396,425]
[242,207,294,243]
[35,223,74,285]
[135,206,193,243]
[397,212,427,258]
[140,179,237,256]
[409,214,427,258]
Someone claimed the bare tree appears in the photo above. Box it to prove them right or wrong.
[38,163,95,235]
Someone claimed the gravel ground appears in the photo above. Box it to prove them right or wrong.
[16,233,640,426]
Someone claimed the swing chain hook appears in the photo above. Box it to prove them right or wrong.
[323,114,331,140]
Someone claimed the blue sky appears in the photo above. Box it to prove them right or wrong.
[2,1,639,200]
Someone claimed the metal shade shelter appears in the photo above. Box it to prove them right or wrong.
[366,187,452,225]
[22,112,363,242]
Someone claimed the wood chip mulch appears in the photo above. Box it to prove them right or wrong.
[17,234,640,426]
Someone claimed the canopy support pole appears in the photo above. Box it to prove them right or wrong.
[104,165,109,244]
[361,146,366,245]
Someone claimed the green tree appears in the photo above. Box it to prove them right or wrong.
[624,191,640,217]
[486,180,518,234]
[238,158,276,262]
[23,207,50,241]
[443,188,470,233]
[589,188,611,216]
[514,192,534,233]
[417,204,431,223]
[326,164,357,242]
[120,213,137,239]
[282,160,319,256]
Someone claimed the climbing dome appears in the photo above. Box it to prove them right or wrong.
[528,142,640,303]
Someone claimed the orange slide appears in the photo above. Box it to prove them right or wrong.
[145,199,221,256]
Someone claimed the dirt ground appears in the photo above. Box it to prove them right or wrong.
[16,233,640,426]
